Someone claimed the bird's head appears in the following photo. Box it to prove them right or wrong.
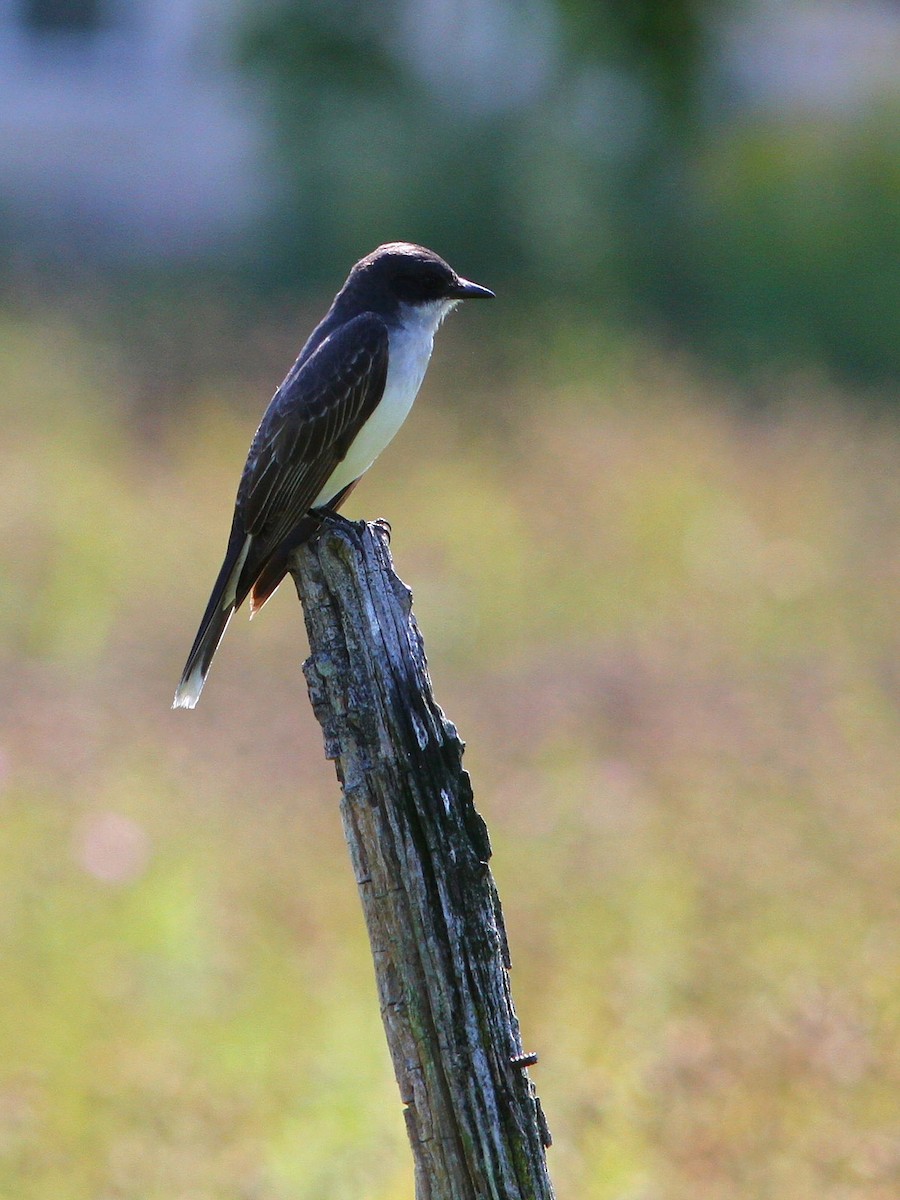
[339,243,494,323]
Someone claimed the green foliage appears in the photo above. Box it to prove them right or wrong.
[240,2,541,283]
[237,1,900,387]
[2,304,900,1197]
[675,110,900,382]
[555,0,711,122]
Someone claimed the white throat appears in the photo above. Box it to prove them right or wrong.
[314,299,457,505]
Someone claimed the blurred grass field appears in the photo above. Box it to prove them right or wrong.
[1,301,899,1200]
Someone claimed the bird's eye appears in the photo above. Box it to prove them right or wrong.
[395,269,444,301]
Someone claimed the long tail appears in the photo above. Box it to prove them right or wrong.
[172,532,251,709]
[173,484,359,710]
[172,603,235,709]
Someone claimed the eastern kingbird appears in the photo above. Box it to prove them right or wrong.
[173,242,494,709]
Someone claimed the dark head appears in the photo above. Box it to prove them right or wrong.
[336,242,494,321]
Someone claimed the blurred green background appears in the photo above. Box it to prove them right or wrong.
[2,2,899,1198]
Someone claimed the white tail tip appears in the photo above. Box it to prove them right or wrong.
[172,663,205,710]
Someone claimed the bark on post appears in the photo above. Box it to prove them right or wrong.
[289,516,555,1200]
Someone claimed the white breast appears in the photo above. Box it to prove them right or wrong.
[314,300,455,506]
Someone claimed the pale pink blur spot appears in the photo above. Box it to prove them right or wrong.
[76,812,150,885]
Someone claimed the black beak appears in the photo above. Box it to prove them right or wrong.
[450,277,495,300]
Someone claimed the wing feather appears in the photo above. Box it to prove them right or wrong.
[237,313,389,553]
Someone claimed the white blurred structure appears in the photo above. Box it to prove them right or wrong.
[0,0,266,258]
[721,0,900,114]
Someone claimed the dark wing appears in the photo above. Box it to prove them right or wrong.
[173,315,388,707]
[237,312,389,551]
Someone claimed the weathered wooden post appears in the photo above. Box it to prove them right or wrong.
[290,515,554,1200]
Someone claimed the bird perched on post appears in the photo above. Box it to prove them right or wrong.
[173,242,494,709]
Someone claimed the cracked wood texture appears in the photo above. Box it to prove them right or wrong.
[289,516,555,1200]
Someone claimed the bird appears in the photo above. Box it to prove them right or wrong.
[173,242,494,709]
